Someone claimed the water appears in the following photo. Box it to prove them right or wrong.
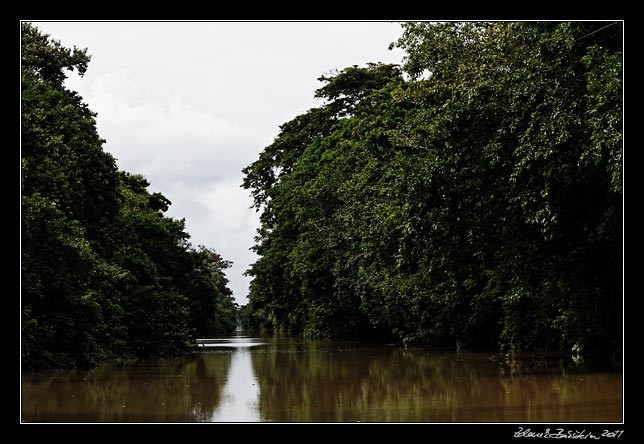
[21,334,622,423]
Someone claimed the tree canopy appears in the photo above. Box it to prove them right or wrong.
[21,23,237,368]
[241,22,622,356]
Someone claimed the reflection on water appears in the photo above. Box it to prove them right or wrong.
[210,348,260,421]
[211,348,260,422]
[250,340,622,422]
[22,335,622,423]
[21,353,232,422]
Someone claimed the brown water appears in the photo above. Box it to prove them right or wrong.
[21,334,622,423]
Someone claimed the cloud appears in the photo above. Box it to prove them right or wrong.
[164,178,260,303]
[80,68,263,303]
[38,21,407,305]
[86,69,264,183]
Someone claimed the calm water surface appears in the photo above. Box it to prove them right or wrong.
[21,333,622,422]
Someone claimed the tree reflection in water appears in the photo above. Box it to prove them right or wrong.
[22,338,622,423]
[249,339,622,423]
[22,353,232,422]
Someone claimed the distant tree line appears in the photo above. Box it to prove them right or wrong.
[241,22,622,355]
[21,23,237,369]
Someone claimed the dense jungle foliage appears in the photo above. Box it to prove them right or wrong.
[241,22,623,355]
[21,23,237,368]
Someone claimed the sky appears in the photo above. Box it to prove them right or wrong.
[30,21,407,305]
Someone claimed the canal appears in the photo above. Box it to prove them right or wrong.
[21,333,622,422]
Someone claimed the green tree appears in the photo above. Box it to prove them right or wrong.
[21,23,236,368]
[21,22,125,366]
[243,22,622,356]
[185,247,237,337]
[243,64,404,338]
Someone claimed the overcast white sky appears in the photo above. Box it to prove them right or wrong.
[30,21,407,305]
